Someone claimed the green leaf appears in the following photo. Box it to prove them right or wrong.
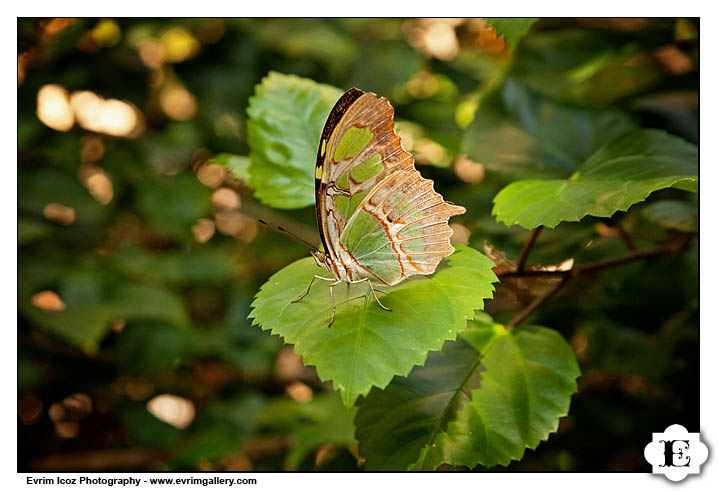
[355,319,580,470]
[578,323,672,380]
[118,324,193,376]
[20,282,189,354]
[137,172,212,241]
[21,304,120,355]
[485,18,539,52]
[212,153,251,184]
[260,393,357,470]
[509,28,668,106]
[249,245,497,406]
[641,199,697,232]
[246,71,343,209]
[116,246,236,285]
[18,219,54,246]
[171,428,241,468]
[493,129,698,229]
[463,80,634,178]
[122,405,182,449]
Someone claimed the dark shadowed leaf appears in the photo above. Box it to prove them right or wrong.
[356,316,580,470]
[641,199,697,232]
[463,80,634,178]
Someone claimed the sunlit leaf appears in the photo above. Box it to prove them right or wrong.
[356,317,580,470]
[249,245,497,406]
[485,18,539,52]
[493,129,698,229]
[246,71,342,209]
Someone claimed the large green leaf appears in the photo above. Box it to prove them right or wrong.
[246,71,342,209]
[462,80,634,178]
[485,18,539,52]
[249,245,497,406]
[355,317,580,470]
[493,129,698,229]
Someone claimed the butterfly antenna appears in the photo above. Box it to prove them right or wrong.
[257,219,319,251]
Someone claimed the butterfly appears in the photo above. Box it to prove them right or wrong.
[291,88,466,326]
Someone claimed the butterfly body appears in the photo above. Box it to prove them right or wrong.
[296,88,466,324]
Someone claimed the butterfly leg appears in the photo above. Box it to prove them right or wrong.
[348,278,392,312]
[291,275,336,304]
[327,280,343,327]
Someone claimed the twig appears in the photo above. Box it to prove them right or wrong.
[499,235,695,327]
[498,237,694,279]
[612,218,636,251]
[516,226,543,272]
[505,275,570,328]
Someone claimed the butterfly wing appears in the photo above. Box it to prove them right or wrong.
[316,89,465,285]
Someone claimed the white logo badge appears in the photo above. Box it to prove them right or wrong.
[644,424,708,482]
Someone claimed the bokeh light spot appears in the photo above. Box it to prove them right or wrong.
[37,84,75,132]
[78,164,114,205]
[450,223,471,246]
[285,381,313,403]
[31,290,66,312]
[43,203,76,226]
[159,82,198,121]
[192,218,216,244]
[70,90,144,138]
[147,394,195,429]
[454,154,485,184]
[161,27,200,63]
[211,188,241,210]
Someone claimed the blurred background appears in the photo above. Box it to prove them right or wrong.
[18,18,698,471]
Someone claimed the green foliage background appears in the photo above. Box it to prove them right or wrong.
[18,18,698,471]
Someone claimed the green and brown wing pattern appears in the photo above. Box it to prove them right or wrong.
[315,89,465,285]
[339,169,466,285]
[315,91,413,256]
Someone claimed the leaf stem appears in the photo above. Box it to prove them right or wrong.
[516,226,543,273]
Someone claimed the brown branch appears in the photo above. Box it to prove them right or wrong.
[574,245,677,275]
[499,235,695,327]
[498,237,694,280]
[505,275,570,328]
[612,218,636,251]
[516,226,543,272]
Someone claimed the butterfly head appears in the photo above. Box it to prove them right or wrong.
[310,250,327,269]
